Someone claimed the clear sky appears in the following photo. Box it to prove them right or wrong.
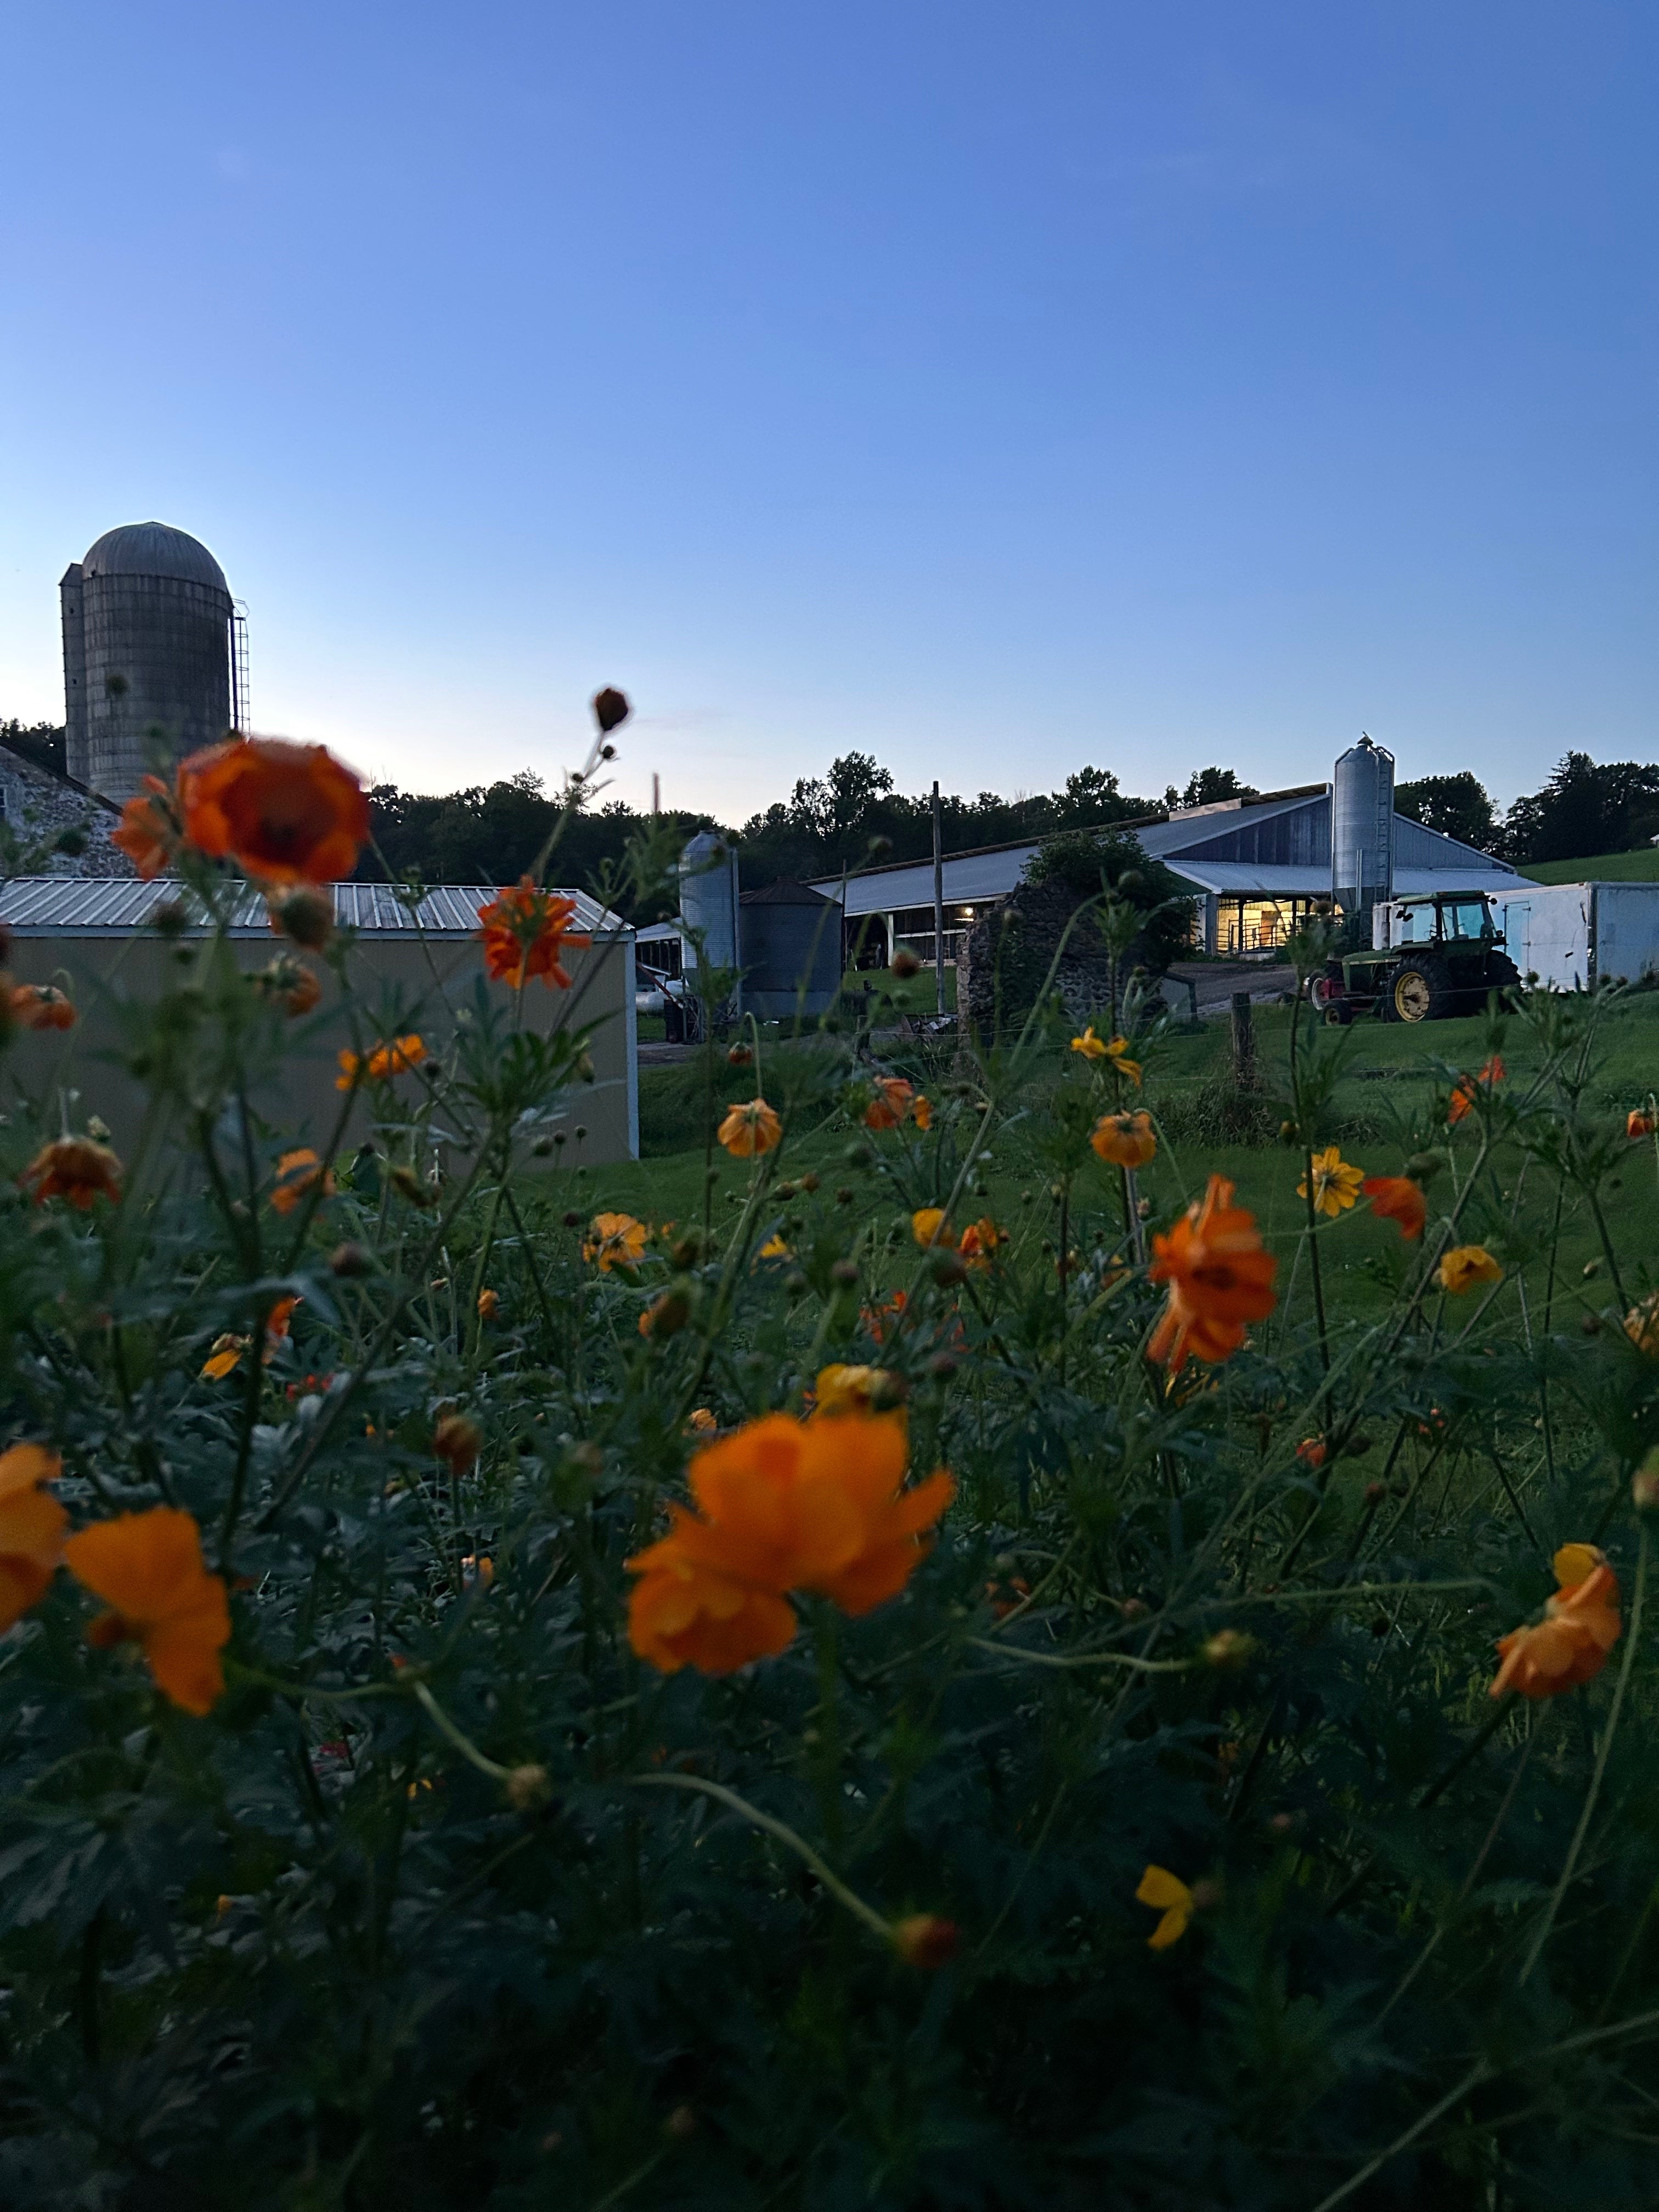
[1,2,1652,822]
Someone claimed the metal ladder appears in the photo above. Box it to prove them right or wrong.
[230,603,251,735]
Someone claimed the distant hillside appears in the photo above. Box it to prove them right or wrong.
[1522,849,1659,884]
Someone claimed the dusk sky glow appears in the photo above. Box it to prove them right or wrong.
[2,1,1652,821]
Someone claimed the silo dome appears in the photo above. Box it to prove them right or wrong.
[61,522,234,802]
[81,522,229,595]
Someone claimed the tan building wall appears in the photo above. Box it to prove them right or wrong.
[1,915,637,1169]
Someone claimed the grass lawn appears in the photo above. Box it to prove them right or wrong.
[1522,848,1659,883]
[546,989,1659,1344]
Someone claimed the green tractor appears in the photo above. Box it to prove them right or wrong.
[1312,892,1521,1025]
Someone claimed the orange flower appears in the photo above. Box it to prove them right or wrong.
[0,1444,66,1633]
[111,772,181,879]
[477,1288,499,1321]
[1491,1545,1621,1701]
[179,736,369,886]
[20,1137,122,1210]
[864,1289,907,1344]
[957,1217,1006,1267]
[11,984,76,1031]
[1091,1110,1156,1169]
[912,1207,954,1250]
[64,1507,231,1715]
[1147,1174,1278,1373]
[1295,1436,1327,1468]
[1628,1109,1655,1140]
[864,1077,915,1131]
[584,1211,648,1271]
[1436,1245,1502,1295]
[270,1148,334,1217]
[625,1410,955,1673]
[337,1035,426,1088]
[913,1095,934,1131]
[687,1407,719,1434]
[265,1295,299,1348]
[433,1412,482,1471]
[1448,1054,1505,1125]
[476,878,591,989]
[1626,1293,1659,1356]
[719,1097,782,1157]
[1363,1176,1427,1240]
[1136,1865,1194,1950]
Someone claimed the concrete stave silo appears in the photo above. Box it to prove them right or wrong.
[61,522,233,803]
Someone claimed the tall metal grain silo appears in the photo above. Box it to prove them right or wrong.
[61,522,234,802]
[1330,734,1395,917]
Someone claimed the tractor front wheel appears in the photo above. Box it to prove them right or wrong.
[1386,957,1455,1023]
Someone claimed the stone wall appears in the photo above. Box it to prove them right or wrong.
[0,745,133,878]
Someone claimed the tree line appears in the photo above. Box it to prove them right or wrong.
[3,717,1655,909]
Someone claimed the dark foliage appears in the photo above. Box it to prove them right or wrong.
[1396,771,1499,850]
[1500,752,1659,865]
[0,719,67,780]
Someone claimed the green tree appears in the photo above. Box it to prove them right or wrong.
[1395,770,1498,849]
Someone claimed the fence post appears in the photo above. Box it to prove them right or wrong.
[1230,992,1256,1088]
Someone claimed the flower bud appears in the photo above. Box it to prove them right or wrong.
[269,887,334,949]
[329,1240,373,1278]
[1404,1152,1442,1184]
[664,2104,698,2140]
[930,1250,967,1288]
[830,1258,860,1286]
[891,1913,960,1970]
[891,948,921,979]
[727,1043,754,1066]
[1201,1629,1256,1671]
[505,1763,552,1811]
[591,686,630,733]
[639,1289,691,1340]
[800,1171,820,1194]
[1633,1450,1659,1513]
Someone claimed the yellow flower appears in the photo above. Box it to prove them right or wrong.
[1437,1245,1503,1295]
[1297,1146,1365,1218]
[911,1207,953,1249]
[814,1364,897,1418]
[758,1233,791,1259]
[1136,1864,1194,1950]
[1070,1026,1109,1060]
[1105,1036,1142,1086]
[583,1212,648,1271]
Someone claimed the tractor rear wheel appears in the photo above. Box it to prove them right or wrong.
[1386,957,1455,1023]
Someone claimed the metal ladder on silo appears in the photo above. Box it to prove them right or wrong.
[230,604,251,735]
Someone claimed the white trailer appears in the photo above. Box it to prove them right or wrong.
[1492,882,1659,992]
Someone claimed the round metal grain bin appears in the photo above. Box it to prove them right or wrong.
[61,522,233,803]
[738,877,843,1019]
[1331,735,1395,917]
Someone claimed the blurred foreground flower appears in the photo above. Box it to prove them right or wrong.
[719,1098,782,1157]
[1628,1108,1656,1139]
[180,736,369,885]
[1491,1544,1621,1700]
[64,1507,231,1716]
[1299,1146,1364,1217]
[476,879,591,990]
[912,1207,953,1249]
[270,1148,334,1216]
[891,1914,960,1970]
[1147,1175,1277,1373]
[111,772,181,878]
[1363,1175,1427,1240]
[626,1409,953,1673]
[0,1445,65,1633]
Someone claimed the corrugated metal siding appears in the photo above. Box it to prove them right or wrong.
[0,878,624,938]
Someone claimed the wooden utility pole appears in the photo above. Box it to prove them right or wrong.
[932,780,946,1018]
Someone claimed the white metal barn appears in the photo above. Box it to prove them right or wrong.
[1493,882,1659,992]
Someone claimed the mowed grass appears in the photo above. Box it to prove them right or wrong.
[1523,848,1659,884]
[549,991,1659,1342]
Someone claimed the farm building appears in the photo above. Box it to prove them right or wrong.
[0,877,639,1164]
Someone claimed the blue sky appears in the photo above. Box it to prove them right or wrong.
[1,2,1652,821]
